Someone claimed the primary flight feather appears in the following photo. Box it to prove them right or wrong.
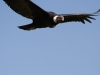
[3,0,100,31]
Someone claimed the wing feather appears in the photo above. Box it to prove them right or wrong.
[3,0,48,19]
[61,9,100,24]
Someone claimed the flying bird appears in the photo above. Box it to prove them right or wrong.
[3,0,100,31]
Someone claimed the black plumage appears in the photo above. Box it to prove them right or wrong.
[3,0,100,31]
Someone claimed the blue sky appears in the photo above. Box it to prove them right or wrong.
[0,0,100,75]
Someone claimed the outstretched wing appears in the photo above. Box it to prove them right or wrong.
[61,9,100,24]
[3,0,48,19]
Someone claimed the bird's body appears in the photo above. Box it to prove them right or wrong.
[3,0,100,31]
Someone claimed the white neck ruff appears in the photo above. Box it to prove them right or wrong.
[53,16,64,23]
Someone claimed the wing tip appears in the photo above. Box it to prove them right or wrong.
[93,9,100,15]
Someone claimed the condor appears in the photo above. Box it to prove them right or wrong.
[3,0,100,31]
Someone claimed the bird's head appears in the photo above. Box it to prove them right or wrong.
[53,15,64,23]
